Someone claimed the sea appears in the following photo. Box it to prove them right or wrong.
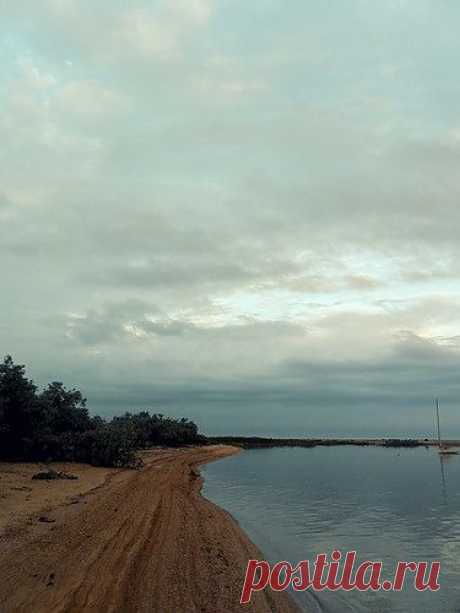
[202,445,460,612]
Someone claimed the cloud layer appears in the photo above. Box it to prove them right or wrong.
[2,1,460,435]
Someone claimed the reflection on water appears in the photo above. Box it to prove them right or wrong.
[202,446,460,612]
[439,452,458,503]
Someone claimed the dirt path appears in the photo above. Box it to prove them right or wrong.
[0,446,301,613]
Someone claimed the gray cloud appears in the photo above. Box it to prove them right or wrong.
[2,1,460,436]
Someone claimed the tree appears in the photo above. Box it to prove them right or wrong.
[0,355,206,465]
[0,355,39,458]
[38,381,90,434]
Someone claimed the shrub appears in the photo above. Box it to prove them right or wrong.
[0,355,206,467]
[75,426,139,468]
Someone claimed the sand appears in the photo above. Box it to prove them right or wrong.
[0,446,301,613]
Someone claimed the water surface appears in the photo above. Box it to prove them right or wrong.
[202,446,460,612]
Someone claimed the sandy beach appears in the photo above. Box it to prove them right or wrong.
[0,445,300,613]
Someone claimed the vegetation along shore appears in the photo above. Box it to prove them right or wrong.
[209,436,460,449]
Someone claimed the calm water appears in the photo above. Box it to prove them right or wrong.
[202,446,460,612]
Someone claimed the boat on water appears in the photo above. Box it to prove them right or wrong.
[435,398,459,455]
[438,448,459,455]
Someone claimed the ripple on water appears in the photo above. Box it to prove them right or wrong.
[202,446,460,613]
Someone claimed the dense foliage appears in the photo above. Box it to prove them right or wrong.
[0,356,205,467]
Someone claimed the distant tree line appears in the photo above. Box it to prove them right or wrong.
[0,356,206,468]
[210,436,423,449]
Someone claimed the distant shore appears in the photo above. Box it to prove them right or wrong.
[0,446,300,613]
[209,436,460,449]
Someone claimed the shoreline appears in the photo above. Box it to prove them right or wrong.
[209,436,460,449]
[0,446,301,613]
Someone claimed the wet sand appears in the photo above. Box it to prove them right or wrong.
[0,446,301,613]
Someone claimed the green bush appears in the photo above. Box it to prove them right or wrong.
[0,355,206,467]
[75,426,139,468]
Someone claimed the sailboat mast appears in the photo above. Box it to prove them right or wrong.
[435,398,442,448]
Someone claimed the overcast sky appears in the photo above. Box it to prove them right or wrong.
[2,1,460,436]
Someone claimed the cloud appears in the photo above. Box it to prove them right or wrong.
[56,80,128,116]
[3,0,214,63]
[65,300,161,345]
[2,0,460,435]
[116,8,185,61]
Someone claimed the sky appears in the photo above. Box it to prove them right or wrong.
[2,0,460,436]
